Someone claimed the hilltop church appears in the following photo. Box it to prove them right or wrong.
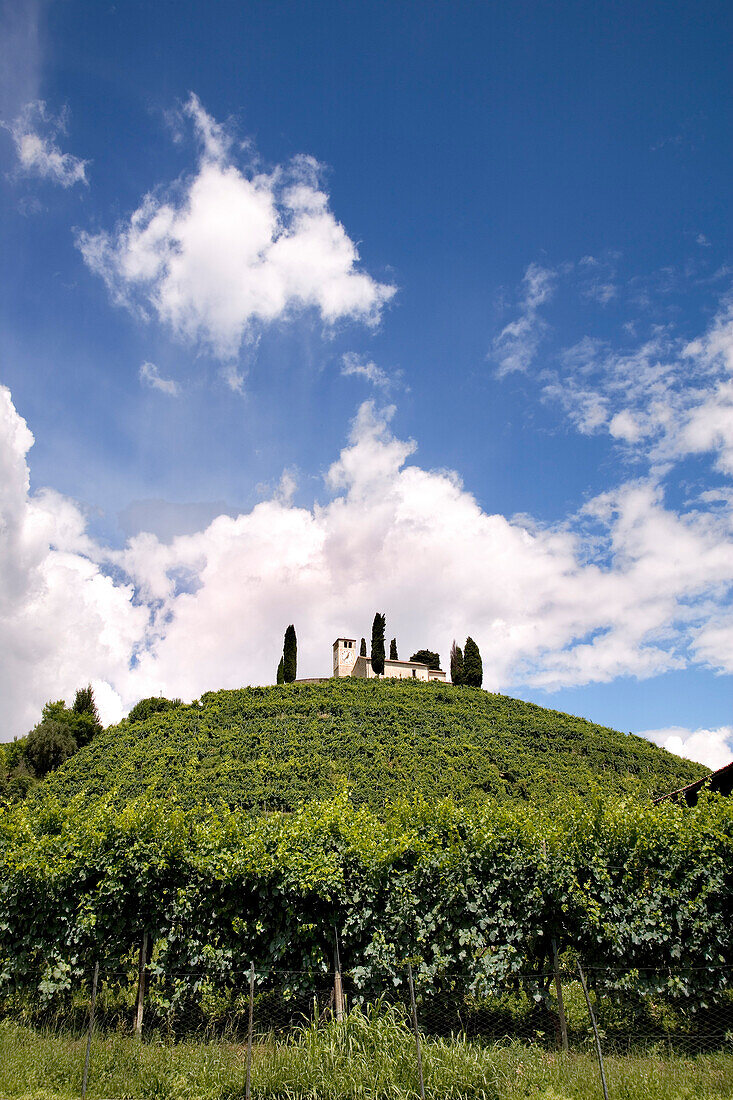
[333,638,447,681]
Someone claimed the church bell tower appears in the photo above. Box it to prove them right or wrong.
[333,637,357,677]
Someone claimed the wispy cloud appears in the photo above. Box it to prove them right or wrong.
[341,352,392,390]
[4,101,88,187]
[544,298,733,477]
[139,361,179,396]
[77,93,395,363]
[490,262,555,376]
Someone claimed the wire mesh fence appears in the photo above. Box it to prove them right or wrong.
[0,955,731,1097]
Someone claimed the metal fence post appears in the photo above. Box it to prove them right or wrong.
[407,961,426,1100]
[245,961,255,1100]
[81,961,99,1100]
[577,960,609,1100]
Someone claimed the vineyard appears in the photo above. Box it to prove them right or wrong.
[2,790,730,995]
[36,679,706,811]
[2,682,730,1097]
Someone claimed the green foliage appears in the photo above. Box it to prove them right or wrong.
[6,688,104,791]
[23,721,77,779]
[410,649,441,670]
[0,790,730,1007]
[463,637,482,688]
[390,638,398,661]
[37,679,707,813]
[450,641,464,685]
[371,613,386,676]
[360,637,367,657]
[283,624,298,683]
[72,683,100,726]
[127,696,182,724]
[276,656,285,684]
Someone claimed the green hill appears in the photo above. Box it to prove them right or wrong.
[38,678,707,810]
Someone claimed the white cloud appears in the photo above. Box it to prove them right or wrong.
[639,725,733,771]
[0,385,148,738]
[490,263,555,376]
[4,101,87,187]
[2,383,733,739]
[341,352,391,390]
[77,94,395,361]
[545,298,733,476]
[139,361,179,396]
[692,614,733,674]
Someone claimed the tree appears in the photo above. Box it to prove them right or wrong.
[73,684,99,723]
[389,638,398,661]
[283,625,297,683]
[276,657,285,684]
[450,640,464,685]
[371,613,386,676]
[463,636,483,687]
[40,693,100,751]
[360,638,367,657]
[71,684,103,745]
[410,649,441,670]
[24,720,77,778]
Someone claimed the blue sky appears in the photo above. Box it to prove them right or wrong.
[0,0,731,765]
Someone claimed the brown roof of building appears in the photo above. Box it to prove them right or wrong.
[654,759,733,806]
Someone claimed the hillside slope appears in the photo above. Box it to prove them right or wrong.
[40,679,707,810]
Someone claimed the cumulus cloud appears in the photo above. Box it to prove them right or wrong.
[2,383,733,739]
[4,101,88,187]
[490,263,555,376]
[0,386,147,736]
[639,725,733,771]
[76,94,395,362]
[139,361,179,396]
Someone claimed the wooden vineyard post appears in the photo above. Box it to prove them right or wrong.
[134,931,148,1040]
[552,938,569,1052]
[333,928,345,1022]
[81,960,99,1100]
[407,961,426,1100]
[245,961,255,1100]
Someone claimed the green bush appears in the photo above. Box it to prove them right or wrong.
[127,696,183,723]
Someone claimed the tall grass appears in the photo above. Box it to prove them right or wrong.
[0,1005,731,1099]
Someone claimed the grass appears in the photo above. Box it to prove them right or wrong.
[0,1004,731,1099]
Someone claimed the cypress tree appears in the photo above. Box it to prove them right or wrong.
[450,640,464,685]
[389,638,398,660]
[276,656,285,684]
[360,637,367,657]
[371,613,386,676]
[71,683,102,743]
[283,625,297,683]
[463,636,483,688]
[73,684,99,723]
